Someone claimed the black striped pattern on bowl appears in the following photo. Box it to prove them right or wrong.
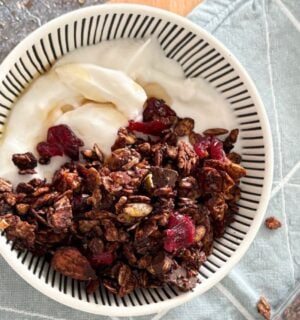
[0,6,269,314]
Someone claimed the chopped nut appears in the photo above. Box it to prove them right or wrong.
[257,296,271,320]
[52,247,96,281]
[123,203,153,218]
[265,216,282,230]
[177,141,198,176]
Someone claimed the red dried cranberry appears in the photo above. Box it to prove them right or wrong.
[194,136,225,161]
[47,125,82,146]
[194,136,211,159]
[128,120,167,136]
[164,212,195,252]
[36,142,64,158]
[143,98,177,126]
[210,137,226,161]
[89,252,114,267]
[37,125,84,161]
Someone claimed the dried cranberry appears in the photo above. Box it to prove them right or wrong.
[143,98,177,126]
[89,252,115,267]
[194,136,225,161]
[36,142,63,158]
[210,138,225,161]
[194,136,211,159]
[128,120,167,136]
[47,125,82,146]
[37,125,84,161]
[164,212,195,252]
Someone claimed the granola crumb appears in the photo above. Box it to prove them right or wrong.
[257,296,271,320]
[265,216,282,230]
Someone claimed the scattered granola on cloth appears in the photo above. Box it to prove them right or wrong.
[265,216,282,230]
[257,296,271,320]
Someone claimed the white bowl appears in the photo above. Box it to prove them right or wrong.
[0,4,273,317]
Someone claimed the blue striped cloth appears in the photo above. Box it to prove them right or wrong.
[0,0,299,319]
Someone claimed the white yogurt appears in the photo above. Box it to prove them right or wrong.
[0,38,237,185]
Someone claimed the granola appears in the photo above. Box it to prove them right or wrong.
[0,97,246,296]
[265,216,282,230]
[257,296,271,320]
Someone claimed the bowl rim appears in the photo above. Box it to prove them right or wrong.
[0,3,273,317]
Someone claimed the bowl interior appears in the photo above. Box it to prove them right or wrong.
[0,4,272,317]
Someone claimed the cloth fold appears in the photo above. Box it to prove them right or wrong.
[0,0,299,319]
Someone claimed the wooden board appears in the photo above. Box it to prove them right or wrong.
[109,0,203,16]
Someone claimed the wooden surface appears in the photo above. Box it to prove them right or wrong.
[109,0,203,16]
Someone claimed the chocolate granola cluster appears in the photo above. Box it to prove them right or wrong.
[0,98,246,296]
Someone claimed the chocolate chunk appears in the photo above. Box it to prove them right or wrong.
[166,264,197,291]
[150,167,178,188]
[12,152,37,171]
